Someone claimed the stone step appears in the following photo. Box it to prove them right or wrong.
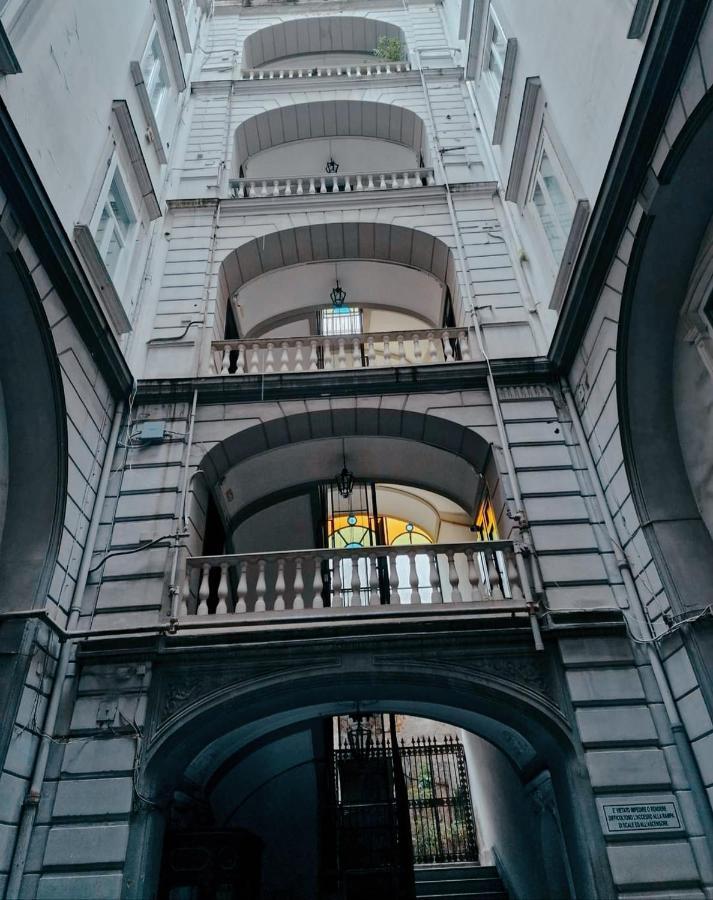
[415,876,504,894]
[414,863,508,900]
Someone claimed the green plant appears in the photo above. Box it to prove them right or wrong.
[373,36,404,62]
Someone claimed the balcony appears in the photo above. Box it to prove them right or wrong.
[179,540,523,619]
[240,62,412,81]
[230,168,435,199]
[212,327,472,376]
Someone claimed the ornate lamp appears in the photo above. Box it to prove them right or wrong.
[330,278,347,308]
[325,156,339,173]
[346,715,373,759]
[335,444,354,498]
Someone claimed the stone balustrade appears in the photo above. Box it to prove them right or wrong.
[241,62,411,80]
[180,541,521,617]
[211,327,471,376]
[230,168,435,199]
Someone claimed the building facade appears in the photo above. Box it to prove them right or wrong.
[0,0,713,897]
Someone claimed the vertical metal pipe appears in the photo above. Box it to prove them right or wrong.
[169,389,199,623]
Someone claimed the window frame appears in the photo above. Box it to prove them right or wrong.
[90,159,138,297]
[527,132,577,268]
[140,21,171,129]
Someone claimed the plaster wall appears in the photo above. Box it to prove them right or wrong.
[243,136,419,178]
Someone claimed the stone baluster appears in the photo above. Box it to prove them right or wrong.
[316,68,322,77]
[446,550,463,603]
[391,173,399,189]
[278,69,284,78]
[325,67,332,76]
[311,557,324,608]
[386,64,392,74]
[197,563,211,615]
[427,170,436,186]
[367,335,376,366]
[379,173,387,190]
[402,172,411,188]
[331,558,343,607]
[350,557,362,607]
[179,570,191,616]
[296,178,304,195]
[274,557,286,610]
[337,338,347,369]
[309,339,319,371]
[458,330,472,360]
[297,69,304,77]
[293,557,304,610]
[279,342,290,372]
[368,554,380,605]
[486,549,505,600]
[443,331,455,363]
[355,175,364,191]
[248,181,257,198]
[260,180,268,197]
[216,562,230,614]
[250,344,260,374]
[220,345,231,375]
[465,549,485,601]
[351,337,362,367]
[308,177,316,194]
[294,340,305,372]
[409,551,421,604]
[414,169,424,187]
[319,176,327,192]
[396,334,406,364]
[265,342,275,373]
[506,549,523,600]
[236,343,246,375]
[323,339,333,370]
[343,175,351,192]
[388,552,400,604]
[284,179,292,196]
[331,175,340,192]
[383,335,391,366]
[429,551,443,603]
[255,559,267,611]
[412,334,423,363]
[366,174,375,190]
[427,332,438,363]
[236,561,248,613]
[272,180,280,196]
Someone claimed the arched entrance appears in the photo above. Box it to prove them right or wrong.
[126,647,609,900]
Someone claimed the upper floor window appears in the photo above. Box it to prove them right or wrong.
[484,10,507,91]
[141,23,170,126]
[529,139,576,264]
[93,167,136,287]
[318,307,363,336]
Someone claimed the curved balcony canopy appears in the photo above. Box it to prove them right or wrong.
[217,222,459,338]
[241,17,406,71]
[233,100,428,178]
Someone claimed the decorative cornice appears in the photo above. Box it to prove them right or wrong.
[135,357,554,404]
[549,0,709,372]
[0,97,132,398]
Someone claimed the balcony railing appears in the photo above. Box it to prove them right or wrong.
[212,327,471,376]
[230,168,435,199]
[179,541,522,618]
[240,63,411,80]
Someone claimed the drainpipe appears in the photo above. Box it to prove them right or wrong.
[168,388,199,624]
[4,401,125,899]
[561,379,713,891]
[415,51,543,649]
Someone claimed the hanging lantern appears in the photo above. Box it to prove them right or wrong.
[330,278,347,308]
[325,156,339,173]
[336,465,354,499]
[346,715,372,759]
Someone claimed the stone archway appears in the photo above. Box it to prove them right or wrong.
[241,17,407,71]
[618,92,713,616]
[126,632,610,900]
[215,222,459,340]
[232,100,429,178]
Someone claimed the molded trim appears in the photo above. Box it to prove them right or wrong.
[111,100,161,220]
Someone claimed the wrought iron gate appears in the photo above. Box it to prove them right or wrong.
[401,736,478,864]
[332,734,477,871]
